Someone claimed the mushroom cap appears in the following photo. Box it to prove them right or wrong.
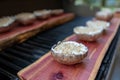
[51,41,88,65]
[73,26,104,41]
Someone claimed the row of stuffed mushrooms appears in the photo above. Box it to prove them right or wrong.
[51,8,113,65]
[0,9,64,33]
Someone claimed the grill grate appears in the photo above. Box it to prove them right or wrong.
[0,16,119,80]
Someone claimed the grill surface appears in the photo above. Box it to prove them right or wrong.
[0,16,119,80]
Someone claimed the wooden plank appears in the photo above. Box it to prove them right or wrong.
[0,13,74,50]
[18,17,120,80]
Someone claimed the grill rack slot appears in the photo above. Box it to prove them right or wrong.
[0,57,22,75]
[0,68,18,80]
[0,52,31,67]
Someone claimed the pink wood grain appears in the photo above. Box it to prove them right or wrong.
[0,13,73,41]
[18,18,120,80]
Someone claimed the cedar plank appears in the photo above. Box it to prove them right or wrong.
[0,13,74,50]
[18,18,120,80]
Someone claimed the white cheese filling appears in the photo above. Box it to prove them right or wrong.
[52,9,64,14]
[52,41,88,55]
[34,10,51,16]
[15,13,35,20]
[96,10,112,18]
[86,20,110,30]
[0,17,15,27]
[74,26,103,36]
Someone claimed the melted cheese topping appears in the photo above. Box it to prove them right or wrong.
[34,10,51,16]
[74,26,103,36]
[101,8,113,14]
[52,41,88,55]
[51,9,64,14]
[86,20,110,29]
[96,10,113,18]
[15,13,35,20]
[96,11,108,18]
[0,17,15,27]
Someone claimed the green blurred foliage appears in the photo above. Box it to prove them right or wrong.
[74,0,120,8]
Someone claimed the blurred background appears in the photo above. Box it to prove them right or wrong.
[0,0,119,17]
[63,0,120,16]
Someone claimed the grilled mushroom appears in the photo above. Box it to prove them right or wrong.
[0,16,15,33]
[74,26,104,41]
[86,20,110,31]
[51,9,64,16]
[34,9,51,19]
[15,12,35,25]
[95,10,113,21]
[51,41,88,65]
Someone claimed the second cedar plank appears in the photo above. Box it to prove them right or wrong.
[0,13,74,50]
[18,18,120,80]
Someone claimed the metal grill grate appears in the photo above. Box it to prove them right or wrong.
[0,16,119,80]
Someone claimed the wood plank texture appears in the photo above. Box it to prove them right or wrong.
[18,17,120,80]
[0,13,74,50]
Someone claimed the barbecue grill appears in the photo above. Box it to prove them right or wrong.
[0,16,119,80]
[0,0,120,80]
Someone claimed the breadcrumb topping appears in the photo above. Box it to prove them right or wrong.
[52,41,88,55]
